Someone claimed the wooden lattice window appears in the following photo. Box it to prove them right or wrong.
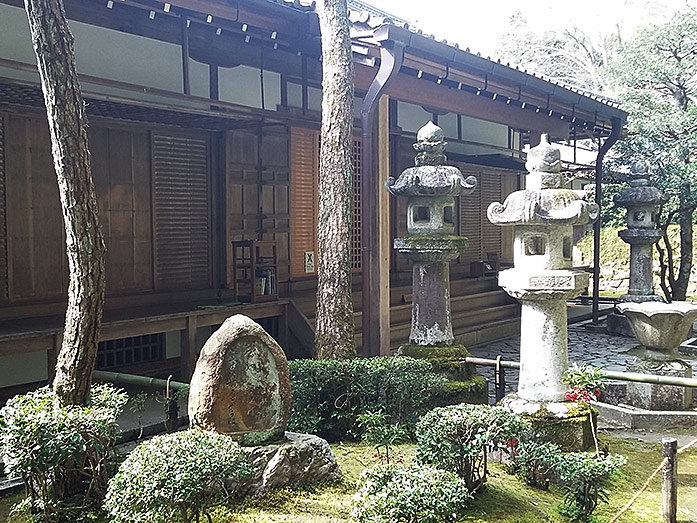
[96,333,165,370]
[290,127,362,276]
[351,139,362,270]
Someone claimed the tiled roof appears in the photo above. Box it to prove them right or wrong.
[261,0,623,114]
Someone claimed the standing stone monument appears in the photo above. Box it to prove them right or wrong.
[189,314,341,493]
[386,122,485,402]
[488,135,599,450]
[607,161,667,335]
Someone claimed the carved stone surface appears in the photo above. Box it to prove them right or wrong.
[387,122,476,347]
[617,301,697,352]
[488,136,598,405]
[228,432,342,498]
[626,358,693,410]
[613,161,667,302]
[188,314,291,445]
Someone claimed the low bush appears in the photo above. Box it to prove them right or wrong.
[556,452,626,521]
[0,384,127,521]
[287,356,447,441]
[351,463,472,523]
[416,404,527,492]
[508,440,562,490]
[105,429,251,523]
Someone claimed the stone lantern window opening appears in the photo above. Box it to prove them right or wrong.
[443,205,454,225]
[524,235,546,256]
[563,236,572,260]
[413,206,430,223]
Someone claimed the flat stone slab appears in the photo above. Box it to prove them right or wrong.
[228,432,342,497]
[594,401,697,430]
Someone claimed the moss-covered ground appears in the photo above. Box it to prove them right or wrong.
[1,436,696,522]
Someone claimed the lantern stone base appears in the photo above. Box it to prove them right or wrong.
[626,357,693,410]
[398,344,487,405]
[501,395,596,452]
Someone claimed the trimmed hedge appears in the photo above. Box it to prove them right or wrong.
[287,356,447,441]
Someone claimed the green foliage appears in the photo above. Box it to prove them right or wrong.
[0,384,126,521]
[105,429,251,523]
[357,410,408,463]
[351,463,472,523]
[287,356,447,441]
[556,452,626,521]
[508,440,562,490]
[415,404,527,492]
[562,363,606,402]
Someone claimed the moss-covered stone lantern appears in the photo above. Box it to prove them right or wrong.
[487,134,599,450]
[386,122,477,347]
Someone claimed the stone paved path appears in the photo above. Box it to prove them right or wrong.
[469,320,697,403]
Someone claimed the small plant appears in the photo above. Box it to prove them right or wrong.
[562,363,605,403]
[509,440,562,490]
[416,404,527,492]
[0,384,127,521]
[556,451,626,521]
[105,429,252,523]
[357,410,408,463]
[351,463,472,523]
[129,391,149,440]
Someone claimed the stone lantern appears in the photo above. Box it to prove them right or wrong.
[488,135,599,450]
[614,161,666,302]
[386,122,477,348]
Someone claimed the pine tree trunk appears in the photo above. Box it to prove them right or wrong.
[314,0,357,359]
[674,184,693,301]
[24,0,106,406]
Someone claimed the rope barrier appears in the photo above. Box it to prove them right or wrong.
[608,437,697,522]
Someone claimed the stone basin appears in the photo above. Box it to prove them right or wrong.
[616,301,697,352]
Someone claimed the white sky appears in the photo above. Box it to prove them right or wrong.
[367,0,696,56]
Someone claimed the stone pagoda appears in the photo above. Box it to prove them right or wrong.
[487,135,599,450]
[386,123,484,403]
[386,122,477,348]
[614,161,666,303]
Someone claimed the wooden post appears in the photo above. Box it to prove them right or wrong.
[181,315,198,380]
[662,437,678,523]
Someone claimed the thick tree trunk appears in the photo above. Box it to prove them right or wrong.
[314,0,357,359]
[674,184,694,301]
[24,0,106,406]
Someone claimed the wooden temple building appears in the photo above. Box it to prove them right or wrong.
[0,0,626,399]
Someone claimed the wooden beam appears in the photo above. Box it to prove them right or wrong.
[377,95,391,355]
[355,65,569,138]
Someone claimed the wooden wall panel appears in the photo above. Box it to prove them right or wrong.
[5,115,66,300]
[91,125,154,294]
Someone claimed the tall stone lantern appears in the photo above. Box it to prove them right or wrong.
[488,135,599,450]
[614,161,666,302]
[386,122,477,348]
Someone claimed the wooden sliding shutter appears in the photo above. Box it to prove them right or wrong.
[289,127,362,277]
[153,133,210,290]
[290,127,319,277]
[457,165,517,266]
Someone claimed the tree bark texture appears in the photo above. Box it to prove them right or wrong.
[314,0,357,359]
[24,0,106,406]
[674,184,693,301]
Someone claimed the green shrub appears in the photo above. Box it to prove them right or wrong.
[288,356,447,441]
[416,404,527,492]
[509,440,562,490]
[105,429,251,523]
[0,384,127,520]
[556,452,626,521]
[351,463,472,523]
